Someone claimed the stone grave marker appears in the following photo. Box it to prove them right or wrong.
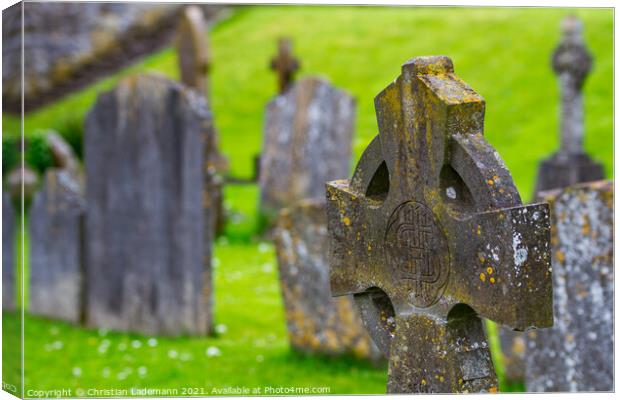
[3,192,16,311]
[274,198,381,360]
[29,169,85,322]
[260,77,355,219]
[534,15,604,193]
[176,6,228,234]
[270,37,300,94]
[84,74,214,335]
[525,180,613,392]
[326,56,553,393]
[500,15,606,383]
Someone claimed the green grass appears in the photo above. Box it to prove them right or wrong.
[2,5,613,396]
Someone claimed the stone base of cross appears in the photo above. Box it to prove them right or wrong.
[326,56,554,393]
[534,152,604,194]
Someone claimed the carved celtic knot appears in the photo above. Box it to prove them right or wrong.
[385,202,449,308]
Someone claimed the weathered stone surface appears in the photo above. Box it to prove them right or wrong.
[46,131,81,180]
[501,16,606,383]
[533,15,604,194]
[260,77,355,218]
[525,180,613,392]
[2,2,226,113]
[29,169,85,323]
[326,56,553,394]
[84,74,213,335]
[3,192,16,311]
[270,38,300,94]
[274,199,381,360]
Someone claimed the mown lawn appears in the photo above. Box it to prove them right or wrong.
[2,5,613,396]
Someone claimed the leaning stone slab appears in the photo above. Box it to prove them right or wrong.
[525,180,613,392]
[274,199,381,360]
[29,170,85,323]
[3,192,16,311]
[259,77,355,219]
[84,74,214,336]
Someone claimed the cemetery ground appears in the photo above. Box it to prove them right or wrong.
[2,5,613,395]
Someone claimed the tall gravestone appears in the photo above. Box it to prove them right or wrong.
[326,56,553,393]
[29,169,85,322]
[525,181,613,392]
[500,15,606,383]
[274,199,381,360]
[176,6,228,234]
[3,192,15,311]
[84,74,213,335]
[260,77,355,219]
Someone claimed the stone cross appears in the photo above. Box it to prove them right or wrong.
[270,38,300,94]
[84,74,214,336]
[273,199,382,361]
[176,5,211,98]
[3,192,15,311]
[326,56,553,394]
[525,180,613,392]
[534,15,604,193]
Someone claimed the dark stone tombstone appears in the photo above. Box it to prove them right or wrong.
[533,15,604,194]
[270,38,300,94]
[274,199,381,360]
[525,180,613,392]
[29,169,85,323]
[260,77,355,219]
[3,192,15,311]
[326,56,553,394]
[500,16,606,384]
[84,74,213,335]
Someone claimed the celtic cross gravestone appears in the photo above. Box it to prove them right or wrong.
[326,56,553,393]
[533,15,604,193]
[270,38,300,94]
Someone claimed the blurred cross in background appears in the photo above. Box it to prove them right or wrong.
[270,37,300,94]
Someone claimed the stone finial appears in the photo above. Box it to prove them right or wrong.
[270,37,300,94]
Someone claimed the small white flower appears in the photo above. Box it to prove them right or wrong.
[147,338,158,347]
[131,340,142,349]
[72,367,82,377]
[258,242,270,253]
[168,349,178,359]
[215,324,227,334]
[102,367,111,378]
[206,346,221,357]
[261,263,273,273]
[98,328,108,337]
[180,352,191,361]
[213,258,221,268]
[118,342,127,351]
[52,340,63,350]
[137,366,147,377]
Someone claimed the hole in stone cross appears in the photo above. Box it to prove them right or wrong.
[447,303,477,322]
[366,161,389,204]
[368,287,396,337]
[440,164,474,211]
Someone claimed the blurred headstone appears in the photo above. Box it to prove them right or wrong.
[533,15,604,194]
[29,169,85,323]
[3,192,16,311]
[2,2,226,113]
[273,199,381,360]
[525,180,613,392]
[501,16,606,383]
[7,165,38,207]
[270,37,300,94]
[84,74,213,335]
[260,77,355,219]
[326,56,553,393]
[176,5,228,235]
[46,131,82,180]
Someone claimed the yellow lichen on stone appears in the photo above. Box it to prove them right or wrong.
[479,272,486,282]
[343,216,351,226]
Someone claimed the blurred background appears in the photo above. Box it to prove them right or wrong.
[1,3,613,396]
